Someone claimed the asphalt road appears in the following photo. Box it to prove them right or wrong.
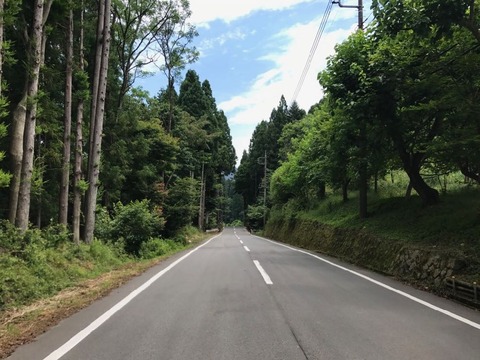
[9,228,480,360]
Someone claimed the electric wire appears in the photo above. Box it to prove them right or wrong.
[290,0,334,104]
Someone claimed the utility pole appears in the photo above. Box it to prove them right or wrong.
[198,161,205,231]
[332,0,363,29]
[258,150,267,228]
[263,150,267,228]
[333,0,367,219]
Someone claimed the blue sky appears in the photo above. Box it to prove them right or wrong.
[137,0,372,163]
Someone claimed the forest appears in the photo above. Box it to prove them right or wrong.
[0,0,238,316]
[0,0,238,236]
[236,0,480,233]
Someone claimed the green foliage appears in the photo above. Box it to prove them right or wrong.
[138,238,182,259]
[110,200,166,255]
[235,97,306,212]
[245,201,266,231]
[0,99,11,188]
[228,219,244,227]
[0,224,128,310]
[73,69,90,102]
[93,206,114,242]
[164,177,199,234]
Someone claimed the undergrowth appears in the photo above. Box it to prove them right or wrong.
[269,173,480,255]
[0,220,204,313]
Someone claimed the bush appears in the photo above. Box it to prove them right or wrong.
[0,235,131,310]
[94,206,114,242]
[228,219,244,227]
[41,224,70,248]
[0,220,52,255]
[246,202,267,231]
[110,200,165,255]
[138,238,181,259]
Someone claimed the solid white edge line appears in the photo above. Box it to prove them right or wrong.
[253,235,480,331]
[253,260,273,285]
[243,246,250,252]
[43,233,222,360]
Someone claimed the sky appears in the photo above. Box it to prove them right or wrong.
[137,0,373,165]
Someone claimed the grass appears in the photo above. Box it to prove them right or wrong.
[0,226,213,359]
[267,172,480,283]
[265,175,480,310]
[298,176,480,253]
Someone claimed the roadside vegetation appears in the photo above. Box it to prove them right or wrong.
[0,200,208,312]
[277,173,479,250]
[268,173,480,262]
[0,200,210,358]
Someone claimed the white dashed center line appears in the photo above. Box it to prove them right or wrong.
[253,260,273,285]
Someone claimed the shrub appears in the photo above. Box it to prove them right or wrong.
[41,224,70,248]
[0,255,39,308]
[110,200,165,255]
[138,238,180,259]
[229,219,243,227]
[94,206,114,241]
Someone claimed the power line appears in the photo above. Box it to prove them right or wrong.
[290,0,334,104]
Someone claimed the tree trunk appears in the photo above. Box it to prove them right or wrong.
[342,179,350,203]
[168,75,174,132]
[459,163,480,184]
[59,8,74,225]
[72,99,84,243]
[405,181,413,198]
[317,181,326,199]
[358,121,368,219]
[388,115,440,206]
[0,0,4,95]
[395,145,439,205]
[198,162,205,231]
[8,93,27,223]
[84,0,112,243]
[15,0,46,230]
[72,4,85,244]
[406,168,439,205]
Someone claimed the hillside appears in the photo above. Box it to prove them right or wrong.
[264,183,480,298]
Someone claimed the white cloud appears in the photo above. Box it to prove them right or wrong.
[216,8,360,161]
[189,0,317,26]
[232,133,252,159]
[219,14,355,126]
[199,28,249,53]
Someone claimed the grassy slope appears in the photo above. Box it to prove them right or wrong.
[267,174,480,281]
[304,189,480,253]
[0,229,212,359]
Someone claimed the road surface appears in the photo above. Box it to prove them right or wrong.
[9,228,480,359]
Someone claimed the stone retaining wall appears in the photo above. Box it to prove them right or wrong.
[265,216,472,290]
[391,249,466,287]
